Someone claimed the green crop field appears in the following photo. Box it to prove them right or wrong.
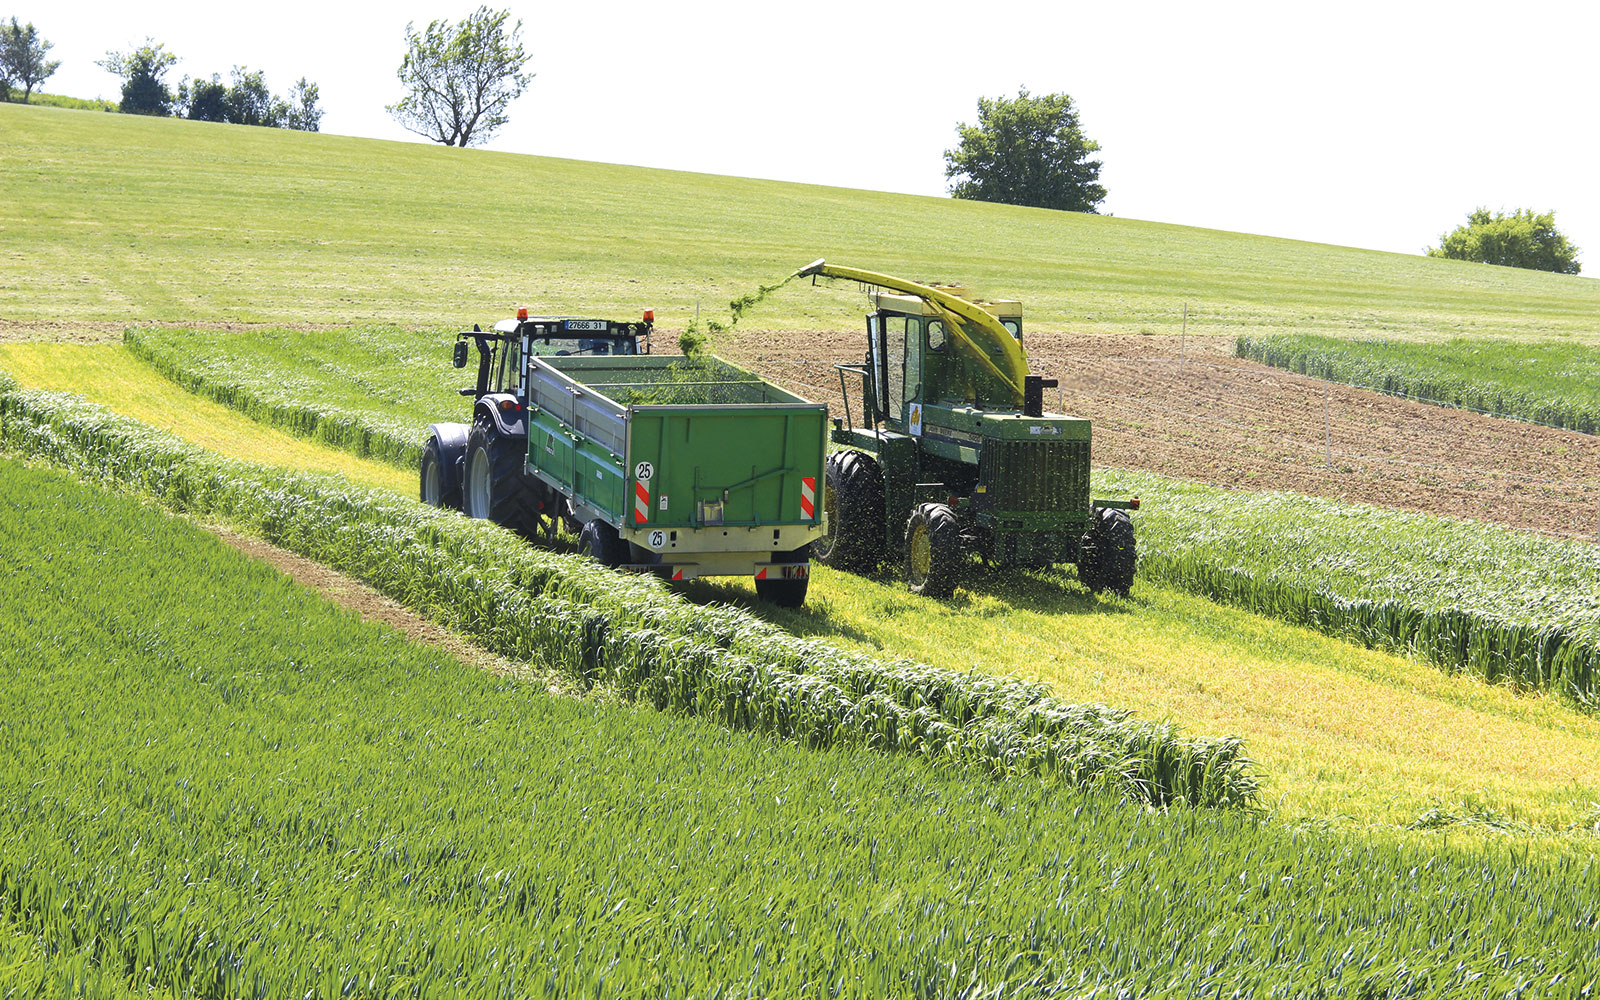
[4,454,1600,996]
[6,351,1600,838]
[1238,333,1600,434]
[114,325,1600,709]
[6,101,1600,342]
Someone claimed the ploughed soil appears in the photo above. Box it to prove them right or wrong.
[719,328,1600,541]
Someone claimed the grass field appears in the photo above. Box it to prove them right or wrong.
[6,349,1599,837]
[1238,333,1600,433]
[0,343,410,493]
[114,326,1600,706]
[6,101,1600,342]
[4,456,1600,996]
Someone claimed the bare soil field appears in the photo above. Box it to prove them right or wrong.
[723,329,1600,541]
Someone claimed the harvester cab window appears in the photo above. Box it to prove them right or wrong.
[884,314,907,424]
[904,318,922,408]
[867,314,884,422]
[927,321,947,351]
[1003,320,1021,341]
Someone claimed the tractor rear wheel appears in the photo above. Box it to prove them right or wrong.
[420,437,462,511]
[813,451,884,573]
[904,503,962,598]
[1077,507,1136,596]
[464,416,542,537]
[580,519,627,569]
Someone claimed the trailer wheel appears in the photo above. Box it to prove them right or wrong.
[813,451,884,572]
[580,519,626,569]
[755,547,810,608]
[464,416,541,537]
[420,437,462,510]
[1077,507,1136,597]
[904,503,961,599]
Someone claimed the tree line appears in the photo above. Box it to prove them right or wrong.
[96,41,320,131]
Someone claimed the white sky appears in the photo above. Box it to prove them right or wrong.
[31,0,1600,269]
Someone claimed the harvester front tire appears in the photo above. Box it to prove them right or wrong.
[580,519,627,569]
[464,417,541,538]
[904,503,961,599]
[420,437,462,511]
[1078,507,1136,597]
[813,451,884,573]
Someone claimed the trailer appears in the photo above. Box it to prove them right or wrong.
[421,314,828,606]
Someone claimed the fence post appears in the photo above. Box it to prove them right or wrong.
[1179,302,1187,376]
[1324,384,1332,468]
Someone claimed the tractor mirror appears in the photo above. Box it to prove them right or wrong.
[452,341,469,369]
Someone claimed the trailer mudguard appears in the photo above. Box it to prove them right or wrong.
[426,422,471,497]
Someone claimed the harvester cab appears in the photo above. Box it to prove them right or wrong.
[795,259,1138,598]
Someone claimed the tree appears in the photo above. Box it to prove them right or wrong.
[1427,208,1581,275]
[1,18,60,103]
[387,6,533,147]
[283,77,322,132]
[944,88,1106,213]
[97,41,177,116]
[175,73,227,121]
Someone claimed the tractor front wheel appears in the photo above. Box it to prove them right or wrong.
[813,451,885,573]
[904,503,962,598]
[420,437,461,511]
[1077,507,1136,596]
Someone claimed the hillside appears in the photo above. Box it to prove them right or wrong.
[5,101,1598,341]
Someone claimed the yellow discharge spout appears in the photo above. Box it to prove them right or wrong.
[793,259,1028,409]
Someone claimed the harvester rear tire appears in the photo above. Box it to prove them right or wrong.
[1077,507,1136,597]
[813,451,884,573]
[580,519,627,569]
[420,437,462,511]
[464,417,542,538]
[904,503,962,599]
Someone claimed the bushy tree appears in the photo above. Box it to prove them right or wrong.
[944,88,1106,213]
[387,5,533,147]
[1,18,59,103]
[175,73,227,121]
[1427,208,1581,275]
[98,41,177,116]
[175,66,320,131]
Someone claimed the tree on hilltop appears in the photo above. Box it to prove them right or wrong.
[98,41,177,116]
[176,67,322,131]
[944,88,1106,213]
[387,5,533,147]
[1,18,61,103]
[1427,208,1581,275]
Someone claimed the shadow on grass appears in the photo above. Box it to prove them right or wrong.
[678,577,883,647]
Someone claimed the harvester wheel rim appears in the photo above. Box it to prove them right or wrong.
[907,522,933,583]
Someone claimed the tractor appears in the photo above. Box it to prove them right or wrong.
[797,260,1138,598]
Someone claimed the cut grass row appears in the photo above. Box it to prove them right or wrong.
[10,344,1600,833]
[123,325,1600,708]
[8,101,1600,342]
[6,458,1599,996]
[0,369,1255,808]
[1237,332,1600,433]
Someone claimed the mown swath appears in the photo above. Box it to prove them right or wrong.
[0,378,1257,808]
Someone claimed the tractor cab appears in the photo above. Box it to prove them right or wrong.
[454,311,654,400]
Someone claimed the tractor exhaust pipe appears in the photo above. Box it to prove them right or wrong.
[1024,375,1057,417]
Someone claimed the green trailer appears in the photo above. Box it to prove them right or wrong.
[422,315,827,607]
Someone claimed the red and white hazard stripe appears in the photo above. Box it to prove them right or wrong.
[634,481,649,524]
[800,476,816,519]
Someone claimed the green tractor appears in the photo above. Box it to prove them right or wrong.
[797,260,1138,598]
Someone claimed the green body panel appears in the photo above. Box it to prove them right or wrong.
[525,355,827,545]
[626,407,826,530]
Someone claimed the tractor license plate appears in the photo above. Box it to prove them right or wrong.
[564,320,606,331]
